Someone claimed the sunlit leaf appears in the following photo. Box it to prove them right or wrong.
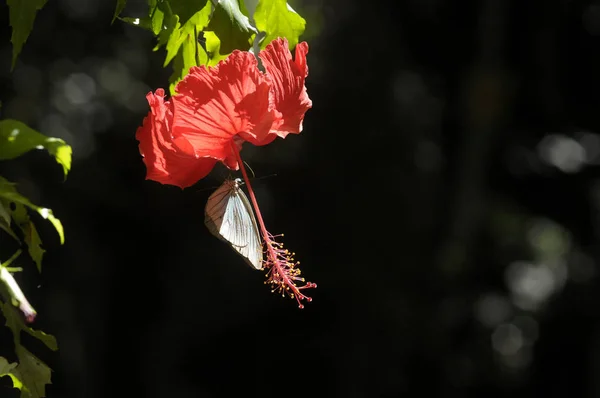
[150,4,165,35]
[168,53,183,97]
[112,0,128,23]
[163,15,184,66]
[183,33,206,68]
[0,119,72,179]
[182,35,202,69]
[254,0,305,49]
[168,34,208,95]
[163,3,214,93]
[7,0,47,70]
[164,3,213,65]
[203,31,227,66]
[0,176,64,247]
[155,11,179,51]
[207,0,256,55]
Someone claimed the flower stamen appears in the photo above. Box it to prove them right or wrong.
[233,144,316,308]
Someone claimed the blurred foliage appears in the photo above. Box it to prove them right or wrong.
[6,0,47,69]
[0,119,66,395]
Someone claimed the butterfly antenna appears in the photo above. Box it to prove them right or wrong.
[254,173,278,181]
[195,174,228,193]
[244,161,256,178]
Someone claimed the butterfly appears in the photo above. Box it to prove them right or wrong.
[204,178,263,270]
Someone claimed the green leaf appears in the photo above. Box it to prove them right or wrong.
[163,2,214,93]
[118,16,153,30]
[0,200,19,241]
[13,346,52,398]
[0,357,23,392]
[168,36,209,95]
[203,31,227,66]
[4,300,57,351]
[0,176,64,247]
[157,22,177,52]
[0,357,18,374]
[254,0,306,49]
[164,3,213,65]
[0,302,56,397]
[150,5,166,35]
[0,200,12,226]
[7,0,47,70]
[169,0,210,25]
[10,203,45,272]
[22,328,57,352]
[118,1,163,34]
[0,119,72,179]
[155,11,179,51]
[0,300,57,351]
[163,15,184,66]
[182,32,203,69]
[112,0,128,23]
[1,250,22,269]
[168,51,185,96]
[207,0,256,55]
[1,298,22,342]
[0,221,16,241]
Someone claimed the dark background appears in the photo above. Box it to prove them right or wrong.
[1,0,600,397]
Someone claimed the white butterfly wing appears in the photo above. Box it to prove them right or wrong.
[205,179,263,270]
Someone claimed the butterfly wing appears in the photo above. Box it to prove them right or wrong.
[205,179,263,270]
[204,179,234,242]
[230,187,263,270]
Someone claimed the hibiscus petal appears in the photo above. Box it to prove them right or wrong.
[260,38,312,138]
[171,50,276,162]
[136,89,217,189]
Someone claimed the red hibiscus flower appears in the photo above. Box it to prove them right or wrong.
[136,37,316,307]
[135,89,224,188]
[136,37,311,188]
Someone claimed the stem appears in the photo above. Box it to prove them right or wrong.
[232,144,269,239]
[194,25,202,67]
